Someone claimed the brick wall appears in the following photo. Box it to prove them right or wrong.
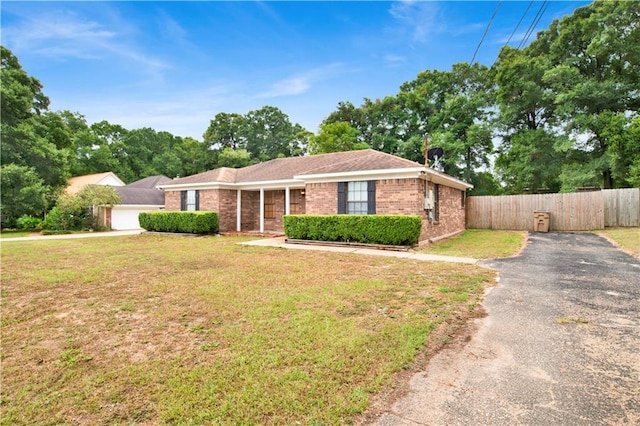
[305,182,338,214]
[218,189,237,232]
[164,189,237,232]
[421,182,466,242]
[198,189,219,211]
[377,179,423,215]
[241,191,259,231]
[164,190,180,211]
[163,181,466,240]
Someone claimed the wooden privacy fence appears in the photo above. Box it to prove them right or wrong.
[466,188,639,231]
[603,188,640,227]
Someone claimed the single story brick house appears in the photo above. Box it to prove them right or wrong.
[157,149,472,243]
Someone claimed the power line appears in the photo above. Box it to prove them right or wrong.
[427,0,503,158]
[518,0,549,49]
[470,0,503,66]
[505,0,534,47]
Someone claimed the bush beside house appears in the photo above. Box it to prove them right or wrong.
[283,214,422,246]
[139,211,219,234]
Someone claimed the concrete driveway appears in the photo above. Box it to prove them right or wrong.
[373,232,640,425]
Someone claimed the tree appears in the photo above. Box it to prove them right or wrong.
[180,137,209,177]
[493,46,563,193]
[400,63,495,181]
[244,106,298,161]
[495,129,564,193]
[42,185,120,231]
[0,164,49,220]
[609,116,640,187]
[308,122,367,154]
[217,147,253,168]
[203,112,247,150]
[0,46,69,219]
[541,1,640,189]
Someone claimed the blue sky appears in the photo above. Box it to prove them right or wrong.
[2,1,589,140]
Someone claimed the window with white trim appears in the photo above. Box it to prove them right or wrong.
[338,181,376,214]
[347,181,368,214]
[181,190,199,211]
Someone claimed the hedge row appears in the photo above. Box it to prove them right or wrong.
[283,214,422,246]
[139,211,219,234]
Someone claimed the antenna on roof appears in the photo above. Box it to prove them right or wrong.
[427,147,444,170]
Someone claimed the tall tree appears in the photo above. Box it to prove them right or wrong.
[541,1,640,189]
[493,46,563,193]
[401,63,495,181]
[308,122,367,154]
[244,106,298,161]
[0,46,69,219]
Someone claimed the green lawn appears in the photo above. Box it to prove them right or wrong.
[1,235,494,425]
[0,230,30,238]
[598,227,640,256]
[417,229,527,259]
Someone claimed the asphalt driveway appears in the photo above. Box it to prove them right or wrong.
[374,232,640,425]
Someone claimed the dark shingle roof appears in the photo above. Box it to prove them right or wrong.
[115,187,165,205]
[114,175,169,205]
[166,150,422,186]
[126,175,171,189]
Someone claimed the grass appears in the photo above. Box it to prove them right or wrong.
[597,228,640,257]
[417,229,527,259]
[1,234,494,425]
[555,316,589,325]
[0,230,30,238]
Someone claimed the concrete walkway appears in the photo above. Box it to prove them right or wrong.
[1,229,142,242]
[240,236,478,264]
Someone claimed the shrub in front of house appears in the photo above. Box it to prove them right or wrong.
[139,211,219,234]
[283,214,422,246]
[16,215,43,231]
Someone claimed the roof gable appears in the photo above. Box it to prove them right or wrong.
[66,172,125,195]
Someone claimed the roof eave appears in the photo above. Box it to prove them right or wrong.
[421,168,474,190]
[156,182,236,191]
[296,167,426,183]
[236,179,305,190]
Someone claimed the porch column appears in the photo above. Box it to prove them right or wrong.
[236,190,242,232]
[259,188,264,233]
[285,186,290,215]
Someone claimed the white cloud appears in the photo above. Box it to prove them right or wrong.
[255,77,311,99]
[389,1,441,43]
[384,54,407,68]
[3,8,167,72]
[254,63,350,100]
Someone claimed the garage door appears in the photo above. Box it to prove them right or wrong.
[111,207,157,230]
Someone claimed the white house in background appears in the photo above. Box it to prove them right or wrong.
[65,172,125,195]
[105,176,170,230]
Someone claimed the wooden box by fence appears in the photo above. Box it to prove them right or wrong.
[467,188,639,231]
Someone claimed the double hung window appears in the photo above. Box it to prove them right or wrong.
[338,181,376,214]
[181,190,199,211]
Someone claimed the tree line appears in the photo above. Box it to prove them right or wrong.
[1,0,638,224]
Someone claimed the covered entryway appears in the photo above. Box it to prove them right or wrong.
[236,187,305,233]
